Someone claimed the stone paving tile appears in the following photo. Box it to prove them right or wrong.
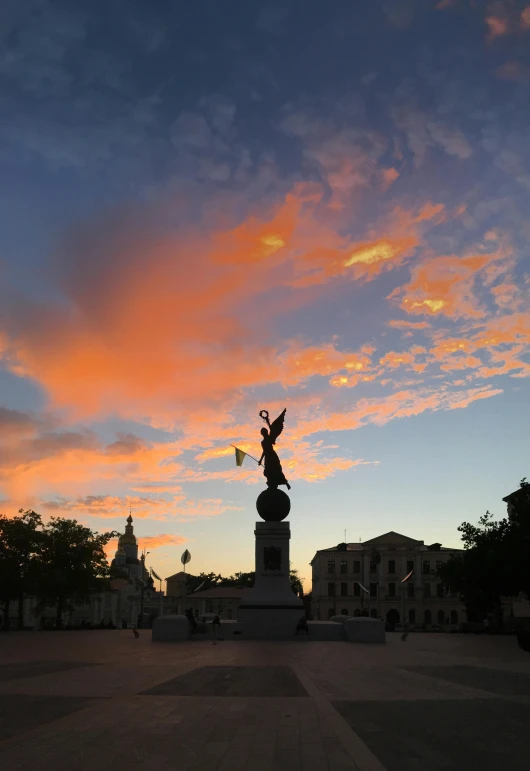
[326,748,361,770]
[0,693,97,741]
[0,661,97,682]
[333,698,530,771]
[403,664,530,696]
[140,665,309,697]
[1,632,530,771]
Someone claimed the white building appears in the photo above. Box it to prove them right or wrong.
[3,514,167,630]
[310,531,465,630]
[184,586,249,620]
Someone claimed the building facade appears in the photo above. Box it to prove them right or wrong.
[2,514,166,630]
[184,586,248,620]
[311,531,465,630]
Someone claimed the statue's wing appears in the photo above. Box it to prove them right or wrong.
[269,408,287,443]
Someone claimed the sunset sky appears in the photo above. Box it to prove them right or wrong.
[1,0,529,588]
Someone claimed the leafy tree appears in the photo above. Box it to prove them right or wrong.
[0,510,43,631]
[216,569,305,595]
[186,568,305,596]
[438,478,530,623]
[36,518,118,629]
[289,568,304,596]
[186,572,221,593]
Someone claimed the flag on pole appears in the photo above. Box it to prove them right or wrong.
[151,569,162,581]
[234,447,247,467]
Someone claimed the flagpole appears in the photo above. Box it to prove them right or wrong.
[230,445,261,464]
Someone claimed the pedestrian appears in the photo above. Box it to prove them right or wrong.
[295,616,309,636]
[185,608,198,633]
[211,614,222,644]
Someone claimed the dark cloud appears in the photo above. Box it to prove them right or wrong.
[0,406,36,434]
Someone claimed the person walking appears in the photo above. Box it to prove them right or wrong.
[211,614,222,644]
[295,616,309,637]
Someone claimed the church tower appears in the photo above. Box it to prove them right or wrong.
[111,514,141,579]
[119,514,138,562]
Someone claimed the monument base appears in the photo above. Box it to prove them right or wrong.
[220,620,346,640]
[237,520,304,627]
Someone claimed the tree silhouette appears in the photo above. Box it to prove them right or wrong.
[438,477,530,624]
[35,517,118,629]
[0,510,43,630]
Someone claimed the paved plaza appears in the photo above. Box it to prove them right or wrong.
[0,631,529,770]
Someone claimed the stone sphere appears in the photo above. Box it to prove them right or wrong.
[256,488,291,521]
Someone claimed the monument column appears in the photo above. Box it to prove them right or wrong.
[237,488,304,628]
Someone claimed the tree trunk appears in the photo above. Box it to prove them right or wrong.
[17,594,24,630]
[2,599,11,631]
[55,596,64,629]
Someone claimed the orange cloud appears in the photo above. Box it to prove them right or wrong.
[104,532,187,560]
[426,312,530,381]
[388,243,512,319]
[387,320,431,330]
[378,351,416,369]
[381,167,400,189]
[496,61,530,81]
[486,15,509,39]
[0,188,448,426]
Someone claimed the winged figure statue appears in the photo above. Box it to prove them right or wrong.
[258,408,291,490]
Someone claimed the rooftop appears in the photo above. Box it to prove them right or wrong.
[310,532,462,562]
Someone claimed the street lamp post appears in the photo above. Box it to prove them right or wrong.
[401,569,413,630]
[139,550,150,629]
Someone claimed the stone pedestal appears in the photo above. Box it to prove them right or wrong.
[152,614,190,642]
[345,617,385,643]
[237,521,304,627]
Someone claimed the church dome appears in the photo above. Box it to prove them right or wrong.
[118,513,137,546]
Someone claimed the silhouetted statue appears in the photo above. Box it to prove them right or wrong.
[258,408,291,490]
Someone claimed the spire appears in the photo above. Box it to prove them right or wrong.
[119,511,137,547]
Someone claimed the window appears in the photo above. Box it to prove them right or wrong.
[340,560,347,574]
[422,560,430,574]
[328,582,336,596]
[388,582,396,597]
[227,609,232,620]
[436,583,444,598]
[370,583,377,597]
[369,559,378,572]
[340,583,348,597]
[423,583,431,598]
[450,610,458,625]
[408,608,416,624]
[328,608,335,619]
[407,583,415,598]
[407,560,414,574]
[327,560,335,573]
[353,560,361,573]
[354,609,361,617]
[353,582,360,597]
[388,560,396,574]
[437,609,445,625]
[424,609,432,624]
[436,560,443,571]
[370,608,378,618]
[341,608,348,616]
